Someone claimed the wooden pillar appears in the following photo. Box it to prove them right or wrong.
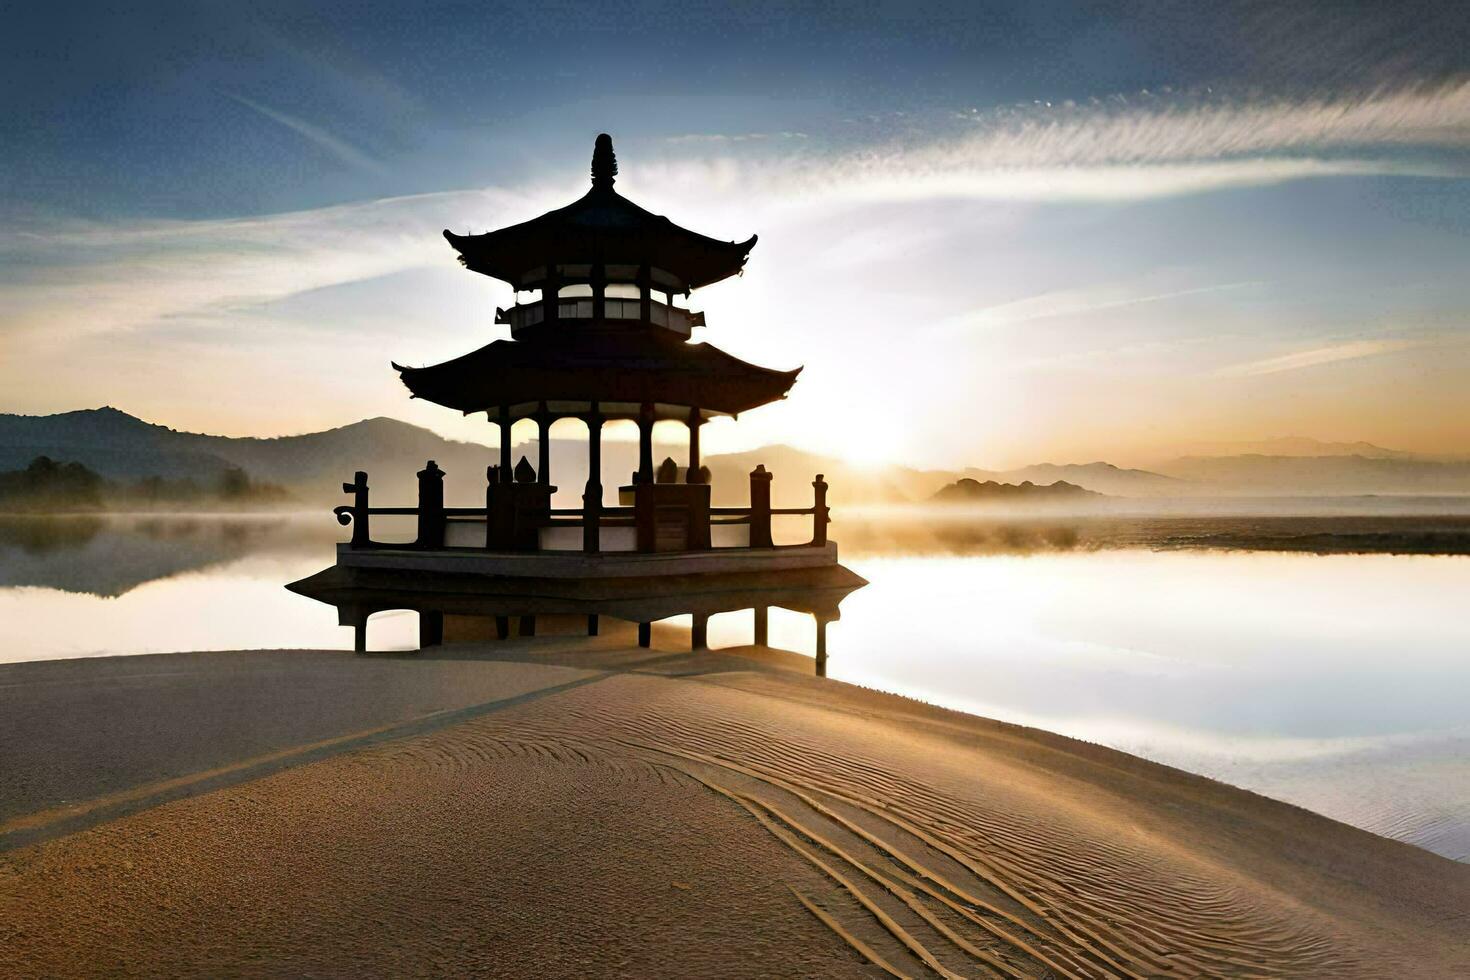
[691,614,708,651]
[812,473,829,547]
[419,610,444,648]
[637,622,651,648]
[544,261,560,329]
[637,262,651,322]
[341,471,370,548]
[815,618,828,677]
[415,460,445,549]
[749,464,773,548]
[587,614,599,636]
[537,402,552,486]
[498,406,513,483]
[687,407,701,477]
[495,616,510,640]
[592,262,606,321]
[584,402,602,552]
[637,401,654,484]
[353,618,367,654]
[753,606,769,646]
[518,615,536,637]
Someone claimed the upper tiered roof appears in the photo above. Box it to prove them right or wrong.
[443,135,756,293]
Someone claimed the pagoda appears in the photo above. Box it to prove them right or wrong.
[288,135,862,664]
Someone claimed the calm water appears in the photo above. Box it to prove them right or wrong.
[2,513,1467,861]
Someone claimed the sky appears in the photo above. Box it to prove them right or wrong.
[3,1,1469,469]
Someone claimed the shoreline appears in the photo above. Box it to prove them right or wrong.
[3,635,1467,976]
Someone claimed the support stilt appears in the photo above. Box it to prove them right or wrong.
[815,618,828,677]
[495,616,510,640]
[753,605,769,646]
[354,619,367,654]
[638,622,651,648]
[587,614,599,636]
[691,614,708,651]
[518,615,537,637]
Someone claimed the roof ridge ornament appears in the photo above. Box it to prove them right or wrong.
[591,133,617,189]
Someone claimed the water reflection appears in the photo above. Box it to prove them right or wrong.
[0,515,333,597]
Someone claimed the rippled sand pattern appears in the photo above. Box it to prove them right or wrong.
[386,682,1355,978]
[4,645,1468,977]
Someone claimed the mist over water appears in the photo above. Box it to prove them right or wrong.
[2,509,1467,860]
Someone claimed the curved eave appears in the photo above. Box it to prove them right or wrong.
[393,337,799,418]
[442,188,757,290]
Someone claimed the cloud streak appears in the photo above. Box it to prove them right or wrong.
[225,92,390,176]
[939,281,1261,334]
[1215,338,1428,377]
[637,80,1470,204]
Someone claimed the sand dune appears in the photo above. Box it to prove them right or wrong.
[2,634,1467,977]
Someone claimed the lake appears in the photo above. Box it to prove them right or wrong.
[2,511,1467,862]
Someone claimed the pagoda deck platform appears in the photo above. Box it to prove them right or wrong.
[335,540,841,578]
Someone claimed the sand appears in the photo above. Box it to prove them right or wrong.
[2,629,1468,978]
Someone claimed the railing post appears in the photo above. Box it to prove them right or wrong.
[486,465,514,550]
[688,483,711,550]
[812,473,829,547]
[338,471,370,548]
[415,461,445,549]
[635,482,655,553]
[749,464,773,548]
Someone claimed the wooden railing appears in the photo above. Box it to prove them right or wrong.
[333,461,829,554]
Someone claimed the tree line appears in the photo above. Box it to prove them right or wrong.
[0,456,291,511]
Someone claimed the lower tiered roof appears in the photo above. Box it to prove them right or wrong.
[394,329,799,420]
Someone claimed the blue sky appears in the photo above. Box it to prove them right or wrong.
[3,1,1469,466]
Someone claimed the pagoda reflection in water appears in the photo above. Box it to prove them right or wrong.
[289,135,864,672]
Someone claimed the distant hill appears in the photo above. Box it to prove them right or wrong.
[963,462,1181,497]
[0,407,504,505]
[1165,436,1418,460]
[1155,454,1470,496]
[932,479,1101,503]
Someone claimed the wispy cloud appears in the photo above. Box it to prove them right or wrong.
[1215,338,1428,377]
[0,188,516,342]
[942,80,1470,168]
[638,80,1470,204]
[939,281,1259,335]
[224,92,389,176]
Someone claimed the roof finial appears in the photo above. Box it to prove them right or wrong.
[591,133,617,188]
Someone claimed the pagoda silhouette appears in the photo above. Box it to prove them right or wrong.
[289,135,863,668]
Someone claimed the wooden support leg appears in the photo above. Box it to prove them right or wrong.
[495,616,510,640]
[691,614,708,651]
[518,615,536,637]
[815,618,828,678]
[354,619,367,654]
[753,606,769,646]
[638,622,651,648]
[418,610,444,649]
[587,614,599,636]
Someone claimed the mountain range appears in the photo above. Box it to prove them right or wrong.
[3,408,1469,506]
